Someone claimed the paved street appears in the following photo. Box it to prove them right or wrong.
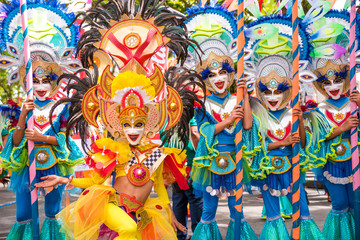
[0,184,331,239]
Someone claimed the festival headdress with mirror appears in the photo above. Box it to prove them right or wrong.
[184,2,237,92]
[0,0,81,97]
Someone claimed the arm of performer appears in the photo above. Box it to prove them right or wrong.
[326,90,360,140]
[35,170,108,189]
[238,79,253,130]
[13,99,58,146]
[154,163,187,233]
[214,106,245,135]
[190,125,200,150]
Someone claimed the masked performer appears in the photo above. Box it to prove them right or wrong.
[243,7,325,239]
[183,3,257,239]
[35,1,206,239]
[302,4,360,239]
[0,1,83,239]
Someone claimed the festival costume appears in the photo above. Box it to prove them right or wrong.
[184,3,257,239]
[302,4,360,239]
[0,1,83,239]
[48,1,206,239]
[261,195,292,219]
[243,5,325,239]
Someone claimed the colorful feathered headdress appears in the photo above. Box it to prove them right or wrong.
[0,0,81,97]
[52,0,206,150]
[184,2,237,92]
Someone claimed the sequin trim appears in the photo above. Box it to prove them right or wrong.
[323,171,352,185]
[201,218,216,224]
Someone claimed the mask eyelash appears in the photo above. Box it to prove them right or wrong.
[258,81,269,92]
[277,82,290,91]
[221,61,235,73]
[200,67,212,80]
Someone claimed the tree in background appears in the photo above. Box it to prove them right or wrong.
[0,69,23,104]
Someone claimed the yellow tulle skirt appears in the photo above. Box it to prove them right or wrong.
[56,185,177,240]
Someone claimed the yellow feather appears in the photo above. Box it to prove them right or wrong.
[111,71,156,99]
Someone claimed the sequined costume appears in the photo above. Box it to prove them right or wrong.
[243,5,325,239]
[0,1,83,239]
[303,5,360,239]
[184,3,257,239]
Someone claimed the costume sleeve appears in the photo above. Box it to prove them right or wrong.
[242,113,263,158]
[154,162,170,205]
[299,130,326,172]
[52,132,84,177]
[190,122,217,192]
[0,129,27,173]
[305,109,341,162]
[243,114,273,180]
[71,172,109,189]
[71,151,118,189]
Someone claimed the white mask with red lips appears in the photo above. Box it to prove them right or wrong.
[122,120,146,146]
[33,79,52,101]
[323,79,344,100]
[208,70,230,94]
[263,89,284,111]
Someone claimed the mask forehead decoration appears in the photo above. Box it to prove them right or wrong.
[0,1,82,92]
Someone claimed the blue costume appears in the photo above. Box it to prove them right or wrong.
[0,100,82,239]
[0,1,83,239]
[183,4,257,238]
[301,6,360,239]
[243,9,325,238]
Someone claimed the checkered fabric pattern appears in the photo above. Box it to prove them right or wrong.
[128,148,163,169]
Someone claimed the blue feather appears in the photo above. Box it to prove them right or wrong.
[258,81,269,92]
[335,68,348,79]
[316,68,348,83]
[221,61,235,73]
[200,67,212,80]
[277,82,290,91]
